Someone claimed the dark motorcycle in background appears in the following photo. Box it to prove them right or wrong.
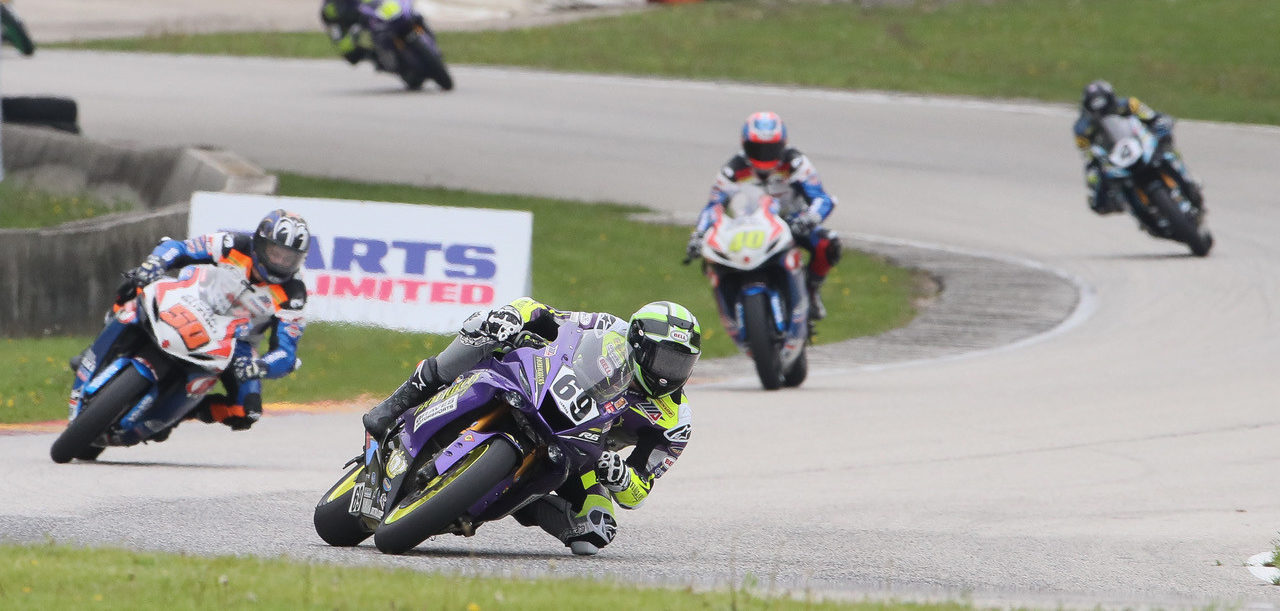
[1092,115,1212,257]
[327,0,453,91]
[687,185,810,390]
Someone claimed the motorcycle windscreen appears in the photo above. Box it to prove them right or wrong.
[1097,115,1138,150]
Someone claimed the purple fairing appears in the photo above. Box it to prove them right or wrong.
[358,0,443,56]
[375,323,632,523]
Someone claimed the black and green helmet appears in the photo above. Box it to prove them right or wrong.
[627,301,702,398]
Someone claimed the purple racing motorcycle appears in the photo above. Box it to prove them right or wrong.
[360,0,452,91]
[314,325,632,554]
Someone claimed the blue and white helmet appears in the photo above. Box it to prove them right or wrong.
[252,209,310,283]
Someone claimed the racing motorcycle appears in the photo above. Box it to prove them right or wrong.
[1092,114,1212,256]
[688,185,809,390]
[314,325,632,554]
[50,264,260,463]
[338,0,453,91]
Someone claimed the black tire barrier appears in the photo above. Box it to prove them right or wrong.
[2,96,80,134]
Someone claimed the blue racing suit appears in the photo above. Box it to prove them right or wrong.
[694,149,843,319]
[72,232,307,431]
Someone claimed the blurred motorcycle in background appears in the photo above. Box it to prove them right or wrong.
[1091,114,1212,256]
[322,0,453,91]
[686,185,810,390]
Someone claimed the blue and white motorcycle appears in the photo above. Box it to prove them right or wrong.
[51,264,259,463]
[694,185,809,390]
[1093,114,1212,256]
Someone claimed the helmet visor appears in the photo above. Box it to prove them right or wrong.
[255,240,305,279]
[637,340,697,392]
[743,140,784,168]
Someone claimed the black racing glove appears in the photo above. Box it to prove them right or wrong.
[788,210,821,237]
[232,356,268,382]
[684,231,704,263]
[459,305,523,347]
[596,450,633,492]
[115,255,165,304]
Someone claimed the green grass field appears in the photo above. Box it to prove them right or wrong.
[0,173,920,423]
[0,543,973,611]
[61,0,1280,125]
[0,181,134,228]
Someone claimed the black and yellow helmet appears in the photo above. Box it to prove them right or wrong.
[627,301,701,398]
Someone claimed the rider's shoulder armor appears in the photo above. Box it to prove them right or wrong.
[724,154,755,182]
[780,148,805,173]
[225,232,253,258]
[278,278,308,311]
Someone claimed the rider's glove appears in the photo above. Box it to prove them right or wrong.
[115,255,165,304]
[789,210,821,237]
[460,305,523,347]
[232,356,268,382]
[685,231,704,261]
[1152,115,1174,139]
[596,450,632,492]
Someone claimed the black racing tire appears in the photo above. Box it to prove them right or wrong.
[1149,184,1212,257]
[314,464,374,547]
[50,366,149,464]
[782,348,807,388]
[406,35,452,91]
[76,446,106,461]
[743,292,783,390]
[373,438,518,555]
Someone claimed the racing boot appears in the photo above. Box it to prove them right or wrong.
[362,358,445,439]
[68,347,90,373]
[806,276,828,321]
[513,494,617,556]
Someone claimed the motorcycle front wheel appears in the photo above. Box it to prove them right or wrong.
[373,437,518,554]
[743,291,783,390]
[50,366,149,464]
[314,463,375,547]
[405,34,453,91]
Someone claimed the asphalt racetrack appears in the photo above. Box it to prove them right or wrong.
[4,51,1280,608]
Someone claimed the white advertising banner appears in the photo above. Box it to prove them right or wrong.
[189,192,532,334]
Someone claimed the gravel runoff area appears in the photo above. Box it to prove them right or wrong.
[692,235,1084,384]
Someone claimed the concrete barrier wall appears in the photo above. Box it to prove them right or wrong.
[0,125,277,337]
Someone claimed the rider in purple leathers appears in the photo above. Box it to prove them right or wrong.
[1074,79,1203,218]
[361,297,700,555]
[70,210,311,434]
[687,111,843,321]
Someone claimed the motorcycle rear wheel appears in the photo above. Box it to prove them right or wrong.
[373,437,518,554]
[314,464,374,547]
[1149,184,1212,257]
[50,366,149,464]
[743,292,783,390]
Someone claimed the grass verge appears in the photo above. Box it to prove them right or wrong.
[0,181,134,228]
[0,173,920,423]
[58,0,1280,125]
[0,543,971,610]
